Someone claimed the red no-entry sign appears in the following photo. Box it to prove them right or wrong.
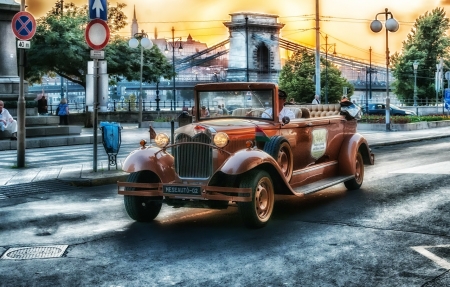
[85,19,110,50]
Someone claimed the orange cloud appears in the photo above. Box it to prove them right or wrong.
[24,0,448,66]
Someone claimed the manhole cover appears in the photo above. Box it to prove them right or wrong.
[1,245,68,260]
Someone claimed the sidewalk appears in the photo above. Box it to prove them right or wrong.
[1,123,449,187]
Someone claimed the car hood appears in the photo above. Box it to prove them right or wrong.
[175,119,277,138]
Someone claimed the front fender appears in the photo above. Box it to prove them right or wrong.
[338,133,374,175]
[122,147,177,182]
[219,148,280,175]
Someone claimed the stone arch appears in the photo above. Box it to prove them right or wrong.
[256,43,270,74]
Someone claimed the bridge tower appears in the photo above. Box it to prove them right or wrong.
[224,13,284,83]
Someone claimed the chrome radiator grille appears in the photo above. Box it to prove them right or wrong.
[174,133,212,178]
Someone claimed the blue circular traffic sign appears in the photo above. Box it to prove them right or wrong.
[11,11,36,41]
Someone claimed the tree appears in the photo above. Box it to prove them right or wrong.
[391,7,450,104]
[278,49,354,104]
[25,1,172,89]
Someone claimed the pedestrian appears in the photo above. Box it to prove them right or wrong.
[57,98,69,125]
[221,104,229,115]
[261,89,295,121]
[37,95,48,115]
[216,105,223,116]
[0,100,18,140]
[200,106,210,118]
[312,94,320,105]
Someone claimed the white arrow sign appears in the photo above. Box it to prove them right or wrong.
[92,0,104,18]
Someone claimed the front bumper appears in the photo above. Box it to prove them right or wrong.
[117,182,252,202]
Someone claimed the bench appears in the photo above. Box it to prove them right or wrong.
[289,104,341,118]
[231,108,265,117]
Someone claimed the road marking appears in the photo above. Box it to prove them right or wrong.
[411,245,450,269]
[392,162,450,174]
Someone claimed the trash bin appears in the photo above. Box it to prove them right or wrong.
[178,111,192,127]
[99,122,123,170]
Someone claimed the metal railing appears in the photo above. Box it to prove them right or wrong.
[47,100,195,114]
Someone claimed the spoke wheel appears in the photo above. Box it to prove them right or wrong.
[344,152,364,190]
[124,171,162,222]
[238,170,274,228]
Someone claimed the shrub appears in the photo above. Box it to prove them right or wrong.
[360,114,450,124]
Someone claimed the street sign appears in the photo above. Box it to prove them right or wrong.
[90,50,105,59]
[11,11,36,41]
[85,19,110,50]
[445,89,450,110]
[17,40,31,49]
[89,0,107,21]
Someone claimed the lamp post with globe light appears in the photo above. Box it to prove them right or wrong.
[165,27,183,111]
[413,60,419,107]
[129,30,153,128]
[370,8,399,131]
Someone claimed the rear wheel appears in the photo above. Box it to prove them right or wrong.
[238,170,274,228]
[124,171,162,222]
[264,136,293,182]
[344,152,364,190]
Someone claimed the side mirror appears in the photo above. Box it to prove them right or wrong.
[282,116,290,125]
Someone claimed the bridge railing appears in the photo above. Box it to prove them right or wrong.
[48,100,196,114]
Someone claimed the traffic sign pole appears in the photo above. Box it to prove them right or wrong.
[12,2,37,168]
[87,0,108,172]
[93,59,99,172]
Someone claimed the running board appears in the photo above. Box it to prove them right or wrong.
[292,176,354,196]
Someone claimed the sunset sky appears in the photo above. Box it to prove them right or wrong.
[21,0,450,66]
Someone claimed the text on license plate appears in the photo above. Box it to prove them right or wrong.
[163,185,202,195]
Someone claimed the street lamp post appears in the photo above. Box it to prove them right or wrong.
[322,34,336,104]
[129,30,153,128]
[436,58,443,113]
[413,60,418,107]
[165,27,183,111]
[370,8,399,131]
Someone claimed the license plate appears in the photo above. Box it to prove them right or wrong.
[163,185,202,195]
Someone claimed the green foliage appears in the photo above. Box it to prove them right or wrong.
[25,1,172,89]
[391,8,450,104]
[360,114,450,124]
[278,49,354,104]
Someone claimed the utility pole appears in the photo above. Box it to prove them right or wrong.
[314,0,321,97]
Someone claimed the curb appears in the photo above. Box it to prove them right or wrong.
[369,134,450,147]
[62,174,128,187]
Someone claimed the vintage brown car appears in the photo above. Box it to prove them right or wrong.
[117,82,374,228]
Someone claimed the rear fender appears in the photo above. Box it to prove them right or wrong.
[338,133,374,175]
[122,147,177,182]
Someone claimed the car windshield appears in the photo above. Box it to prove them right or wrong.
[198,89,274,120]
[390,104,401,109]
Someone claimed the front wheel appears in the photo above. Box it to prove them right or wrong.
[238,170,275,228]
[264,136,293,182]
[124,171,162,222]
[344,152,364,190]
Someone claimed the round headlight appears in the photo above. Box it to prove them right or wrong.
[214,132,229,148]
[155,133,170,148]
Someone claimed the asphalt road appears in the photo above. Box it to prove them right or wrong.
[1,138,450,286]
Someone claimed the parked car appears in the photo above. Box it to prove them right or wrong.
[118,83,375,228]
[365,103,416,116]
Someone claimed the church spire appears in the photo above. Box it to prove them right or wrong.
[131,5,138,36]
